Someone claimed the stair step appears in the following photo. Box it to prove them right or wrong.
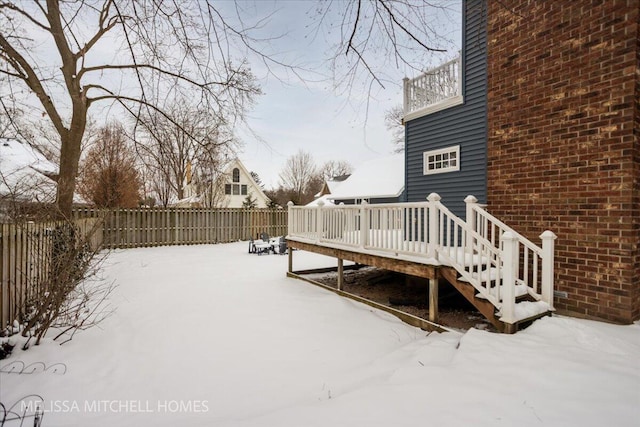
[439,266,551,334]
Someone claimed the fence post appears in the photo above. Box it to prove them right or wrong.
[287,201,294,237]
[464,195,478,255]
[359,200,368,249]
[500,231,518,324]
[315,200,325,242]
[540,230,557,310]
[427,193,441,260]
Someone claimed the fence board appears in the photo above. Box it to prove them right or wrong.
[72,207,287,249]
[1,208,286,328]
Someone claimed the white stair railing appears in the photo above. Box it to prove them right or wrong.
[464,196,557,310]
[287,194,556,324]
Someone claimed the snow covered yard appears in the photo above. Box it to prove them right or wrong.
[1,241,639,426]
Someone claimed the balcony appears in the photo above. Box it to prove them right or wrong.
[403,56,462,121]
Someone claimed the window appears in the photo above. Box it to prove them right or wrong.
[241,185,247,195]
[232,184,240,195]
[224,184,232,195]
[423,145,460,175]
[232,168,240,183]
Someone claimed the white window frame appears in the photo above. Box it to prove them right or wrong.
[423,145,460,175]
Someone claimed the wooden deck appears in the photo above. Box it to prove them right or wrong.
[286,196,556,333]
[287,237,551,333]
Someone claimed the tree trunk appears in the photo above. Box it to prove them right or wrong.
[56,103,86,218]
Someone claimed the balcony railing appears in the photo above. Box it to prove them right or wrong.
[403,56,462,119]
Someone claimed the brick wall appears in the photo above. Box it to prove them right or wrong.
[486,0,639,322]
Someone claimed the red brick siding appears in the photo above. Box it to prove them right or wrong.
[633,11,640,321]
[486,0,639,322]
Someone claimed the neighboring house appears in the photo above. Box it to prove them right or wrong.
[220,159,270,208]
[402,0,638,323]
[314,174,350,198]
[177,158,271,208]
[306,174,350,207]
[327,154,404,205]
[0,137,84,217]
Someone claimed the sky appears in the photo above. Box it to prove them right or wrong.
[223,1,462,189]
[1,0,461,192]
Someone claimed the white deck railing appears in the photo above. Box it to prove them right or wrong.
[287,194,557,325]
[403,56,462,117]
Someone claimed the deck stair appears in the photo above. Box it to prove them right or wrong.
[287,193,557,333]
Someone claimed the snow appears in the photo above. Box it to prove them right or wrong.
[305,194,335,207]
[328,154,404,201]
[1,241,639,426]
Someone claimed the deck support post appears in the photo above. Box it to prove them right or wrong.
[428,277,438,323]
[464,195,479,255]
[540,230,557,310]
[500,232,518,324]
[337,258,344,291]
[427,193,441,260]
[288,246,293,273]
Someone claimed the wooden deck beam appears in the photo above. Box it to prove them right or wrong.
[288,239,437,280]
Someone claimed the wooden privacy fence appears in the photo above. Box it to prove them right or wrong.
[72,207,288,249]
[0,218,102,329]
[1,208,286,327]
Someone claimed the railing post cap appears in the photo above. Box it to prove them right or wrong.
[501,231,518,241]
[317,200,325,207]
[427,193,441,202]
[464,195,478,204]
[540,230,557,240]
[361,200,368,205]
[287,201,294,207]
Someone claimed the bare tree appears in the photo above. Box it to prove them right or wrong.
[278,150,318,205]
[136,98,238,207]
[0,1,260,217]
[385,104,405,152]
[77,122,141,208]
[318,160,353,181]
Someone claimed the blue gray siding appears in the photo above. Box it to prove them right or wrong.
[405,0,487,218]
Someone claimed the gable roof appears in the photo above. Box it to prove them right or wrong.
[225,158,271,203]
[328,154,404,200]
[314,177,349,198]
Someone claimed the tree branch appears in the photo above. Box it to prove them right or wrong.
[376,0,446,53]
[0,33,67,138]
[0,1,51,31]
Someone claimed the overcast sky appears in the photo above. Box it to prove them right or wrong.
[226,1,462,189]
[2,0,461,192]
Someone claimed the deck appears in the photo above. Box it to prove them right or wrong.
[286,194,557,333]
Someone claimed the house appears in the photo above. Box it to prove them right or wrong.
[306,174,349,207]
[314,174,350,198]
[402,0,639,324]
[178,158,271,208]
[220,159,270,208]
[327,154,404,205]
[286,0,638,332]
